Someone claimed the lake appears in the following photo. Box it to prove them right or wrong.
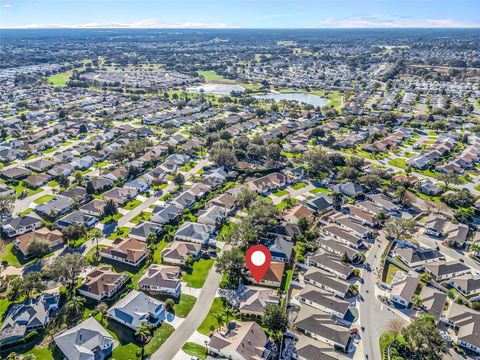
[255,92,329,107]
[187,83,245,95]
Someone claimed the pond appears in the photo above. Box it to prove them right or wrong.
[255,92,329,107]
[187,83,245,95]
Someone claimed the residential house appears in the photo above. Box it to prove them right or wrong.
[78,266,129,301]
[12,227,63,258]
[129,221,163,242]
[100,238,147,267]
[103,187,137,205]
[448,275,480,297]
[231,285,280,317]
[35,196,72,218]
[303,267,351,299]
[246,261,285,288]
[294,305,351,353]
[424,262,471,281]
[395,246,445,268]
[161,241,202,265]
[55,210,97,229]
[207,321,271,360]
[0,294,59,345]
[174,222,215,245]
[138,264,181,297]
[389,274,420,307]
[54,317,116,360]
[107,290,166,330]
[1,214,42,238]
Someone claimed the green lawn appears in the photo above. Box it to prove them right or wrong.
[143,323,175,356]
[379,331,406,360]
[47,180,58,187]
[131,211,152,224]
[124,199,142,210]
[26,346,54,360]
[182,342,207,359]
[18,208,34,216]
[101,213,123,224]
[174,294,197,318]
[388,158,408,170]
[0,297,12,320]
[48,71,72,86]
[272,189,289,197]
[197,297,225,334]
[197,70,235,83]
[108,227,131,240]
[13,181,42,198]
[182,258,214,288]
[0,243,22,267]
[310,187,332,194]
[276,198,298,211]
[43,147,58,154]
[292,182,307,190]
[33,194,55,205]
[384,262,405,284]
[280,269,294,291]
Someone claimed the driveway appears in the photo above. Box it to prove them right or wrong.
[149,246,227,360]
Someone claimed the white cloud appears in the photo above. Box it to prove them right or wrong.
[1,4,12,7]
[315,15,480,28]
[0,19,235,29]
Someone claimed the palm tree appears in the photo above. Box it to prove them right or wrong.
[412,295,424,310]
[222,307,237,324]
[213,312,225,329]
[135,321,152,344]
[66,296,86,318]
[355,252,366,264]
[469,243,480,256]
[95,302,108,321]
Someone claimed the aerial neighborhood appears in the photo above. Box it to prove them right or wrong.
[0,27,479,360]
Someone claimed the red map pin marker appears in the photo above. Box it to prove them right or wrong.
[245,245,272,283]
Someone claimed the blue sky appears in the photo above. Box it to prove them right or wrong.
[1,0,479,28]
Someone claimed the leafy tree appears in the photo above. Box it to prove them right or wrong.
[58,175,70,189]
[297,217,309,232]
[401,314,447,360]
[215,247,245,287]
[66,296,86,317]
[412,294,424,309]
[331,192,343,209]
[103,199,118,218]
[420,272,433,284]
[209,141,237,168]
[8,272,45,300]
[358,174,382,191]
[236,188,258,209]
[63,224,87,240]
[173,173,185,187]
[27,237,51,258]
[442,190,474,209]
[437,173,461,189]
[262,304,288,333]
[302,148,331,177]
[0,194,15,218]
[45,253,87,290]
[86,181,95,195]
[387,319,405,341]
[165,298,175,312]
[384,217,417,241]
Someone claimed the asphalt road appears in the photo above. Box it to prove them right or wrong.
[358,233,404,360]
[150,246,229,360]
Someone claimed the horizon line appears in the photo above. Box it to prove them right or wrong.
[1,26,480,30]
